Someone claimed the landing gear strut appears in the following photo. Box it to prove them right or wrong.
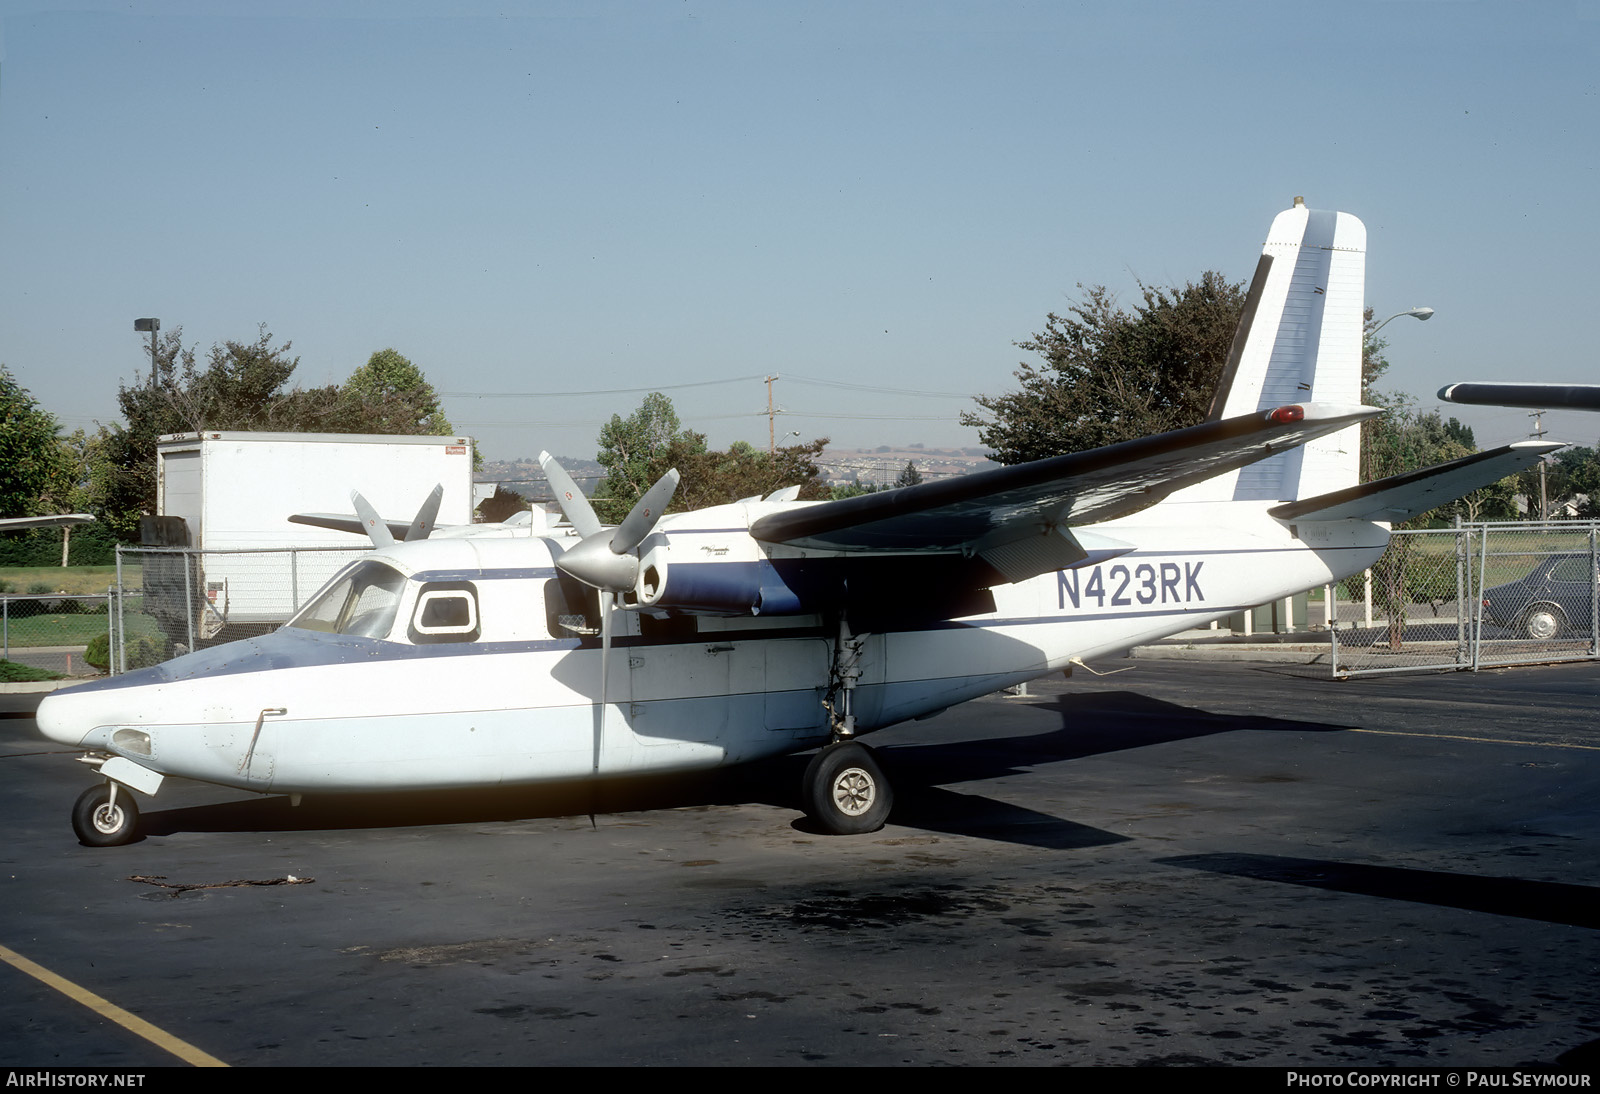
[71,782,140,847]
[802,618,893,834]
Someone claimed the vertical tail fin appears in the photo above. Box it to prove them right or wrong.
[1170,200,1367,503]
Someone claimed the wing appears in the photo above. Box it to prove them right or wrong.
[751,403,1378,583]
[1440,382,1600,411]
[0,513,94,530]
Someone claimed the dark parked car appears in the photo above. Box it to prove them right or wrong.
[1482,553,1597,639]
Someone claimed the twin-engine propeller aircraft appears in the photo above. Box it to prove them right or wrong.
[38,201,1561,846]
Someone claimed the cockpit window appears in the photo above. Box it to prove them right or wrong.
[287,560,408,638]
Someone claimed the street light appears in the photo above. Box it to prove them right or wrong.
[1371,306,1433,336]
[134,318,160,388]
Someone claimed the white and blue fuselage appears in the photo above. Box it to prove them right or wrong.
[35,499,1386,797]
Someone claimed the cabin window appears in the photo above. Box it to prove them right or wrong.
[408,582,480,644]
[287,560,407,639]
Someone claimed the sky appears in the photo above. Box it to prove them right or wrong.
[2,0,1597,467]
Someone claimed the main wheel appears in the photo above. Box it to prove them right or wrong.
[802,742,892,835]
[71,784,140,847]
[1520,603,1567,640]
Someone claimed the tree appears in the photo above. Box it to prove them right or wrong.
[670,437,831,511]
[593,392,705,522]
[963,273,1247,464]
[894,460,923,488]
[343,348,455,435]
[593,393,829,519]
[94,326,461,540]
[476,484,530,523]
[0,366,71,517]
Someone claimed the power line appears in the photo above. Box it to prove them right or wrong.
[441,374,766,398]
[785,373,975,399]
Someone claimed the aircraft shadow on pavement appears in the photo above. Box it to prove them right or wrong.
[1159,852,1600,930]
[133,688,1351,850]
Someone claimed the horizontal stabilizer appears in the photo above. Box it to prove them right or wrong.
[289,512,413,539]
[1268,441,1563,523]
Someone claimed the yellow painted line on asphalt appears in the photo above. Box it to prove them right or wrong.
[0,942,228,1067]
[1348,727,1600,752]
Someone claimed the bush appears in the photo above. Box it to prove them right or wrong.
[84,633,110,672]
[124,635,171,670]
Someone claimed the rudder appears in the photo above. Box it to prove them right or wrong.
[1171,200,1366,503]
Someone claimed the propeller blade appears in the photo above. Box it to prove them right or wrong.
[350,491,396,549]
[611,468,679,556]
[403,484,444,542]
[595,591,612,778]
[539,452,603,540]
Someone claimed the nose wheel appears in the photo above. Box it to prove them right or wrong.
[802,741,892,835]
[71,783,141,847]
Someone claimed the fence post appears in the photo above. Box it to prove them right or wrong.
[184,548,195,653]
[1363,569,1373,628]
[1455,516,1468,666]
[1472,528,1488,672]
[291,548,300,614]
[114,546,124,675]
[3,598,7,662]
[1580,527,1593,662]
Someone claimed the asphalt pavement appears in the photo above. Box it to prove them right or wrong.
[2,658,1598,1068]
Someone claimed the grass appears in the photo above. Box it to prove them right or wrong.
[0,565,140,596]
[0,609,163,649]
[0,659,64,682]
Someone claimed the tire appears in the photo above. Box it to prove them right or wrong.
[71,784,140,847]
[802,742,892,835]
[1520,603,1566,641]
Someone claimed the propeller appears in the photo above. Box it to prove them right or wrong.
[537,452,679,596]
[345,485,447,549]
[538,453,680,798]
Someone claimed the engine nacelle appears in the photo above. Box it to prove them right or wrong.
[634,550,805,615]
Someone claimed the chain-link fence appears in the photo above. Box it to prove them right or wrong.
[0,594,115,676]
[1332,522,1600,677]
[112,544,371,669]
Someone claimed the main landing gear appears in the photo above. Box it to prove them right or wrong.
[802,617,893,835]
[803,741,892,835]
[71,782,141,847]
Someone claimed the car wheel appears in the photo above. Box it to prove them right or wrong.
[1520,603,1566,640]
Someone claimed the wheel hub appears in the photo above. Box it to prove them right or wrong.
[832,768,876,816]
[93,804,125,835]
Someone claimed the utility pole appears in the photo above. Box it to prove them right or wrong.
[134,318,160,387]
[766,374,779,455]
[1530,409,1549,519]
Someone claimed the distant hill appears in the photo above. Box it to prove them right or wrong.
[478,444,998,501]
[477,455,603,501]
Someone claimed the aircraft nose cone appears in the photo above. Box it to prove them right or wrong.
[35,689,88,746]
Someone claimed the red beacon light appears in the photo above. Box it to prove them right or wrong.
[1266,405,1305,424]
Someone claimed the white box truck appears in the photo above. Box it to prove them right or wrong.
[150,431,475,641]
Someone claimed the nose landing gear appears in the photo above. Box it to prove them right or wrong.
[72,783,141,847]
